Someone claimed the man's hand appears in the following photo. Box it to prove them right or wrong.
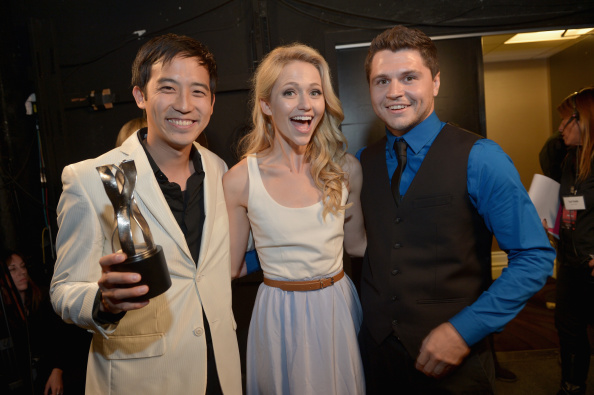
[98,253,149,314]
[415,322,470,379]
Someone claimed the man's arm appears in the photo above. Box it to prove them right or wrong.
[416,139,555,378]
[343,153,367,257]
[51,165,149,335]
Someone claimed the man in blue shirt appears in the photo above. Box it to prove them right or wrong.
[357,25,555,393]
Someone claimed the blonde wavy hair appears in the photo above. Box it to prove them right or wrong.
[241,43,348,218]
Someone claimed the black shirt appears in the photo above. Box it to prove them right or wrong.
[139,128,206,265]
[139,129,215,349]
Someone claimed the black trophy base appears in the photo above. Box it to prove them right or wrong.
[111,245,171,303]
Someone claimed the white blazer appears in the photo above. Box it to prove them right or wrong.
[50,134,242,394]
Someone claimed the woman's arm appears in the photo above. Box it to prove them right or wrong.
[222,159,252,279]
[342,153,367,257]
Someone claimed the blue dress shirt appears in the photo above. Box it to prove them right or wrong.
[357,112,555,346]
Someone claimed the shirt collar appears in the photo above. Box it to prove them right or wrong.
[138,128,203,181]
[385,111,444,156]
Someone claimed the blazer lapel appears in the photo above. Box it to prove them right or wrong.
[121,137,193,263]
[196,145,216,271]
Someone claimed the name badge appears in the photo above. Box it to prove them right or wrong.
[563,196,586,210]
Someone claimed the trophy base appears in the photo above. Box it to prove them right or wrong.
[111,245,171,302]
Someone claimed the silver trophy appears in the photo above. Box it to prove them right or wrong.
[97,160,171,302]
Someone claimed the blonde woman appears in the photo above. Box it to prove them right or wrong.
[223,43,366,394]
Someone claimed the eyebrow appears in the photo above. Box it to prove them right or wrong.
[371,73,390,81]
[372,69,419,80]
[156,78,210,92]
[282,81,322,88]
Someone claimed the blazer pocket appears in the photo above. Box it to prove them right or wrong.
[413,194,453,209]
[96,333,165,360]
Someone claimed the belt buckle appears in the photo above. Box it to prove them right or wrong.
[319,275,335,289]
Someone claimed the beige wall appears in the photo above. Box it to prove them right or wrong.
[484,60,553,190]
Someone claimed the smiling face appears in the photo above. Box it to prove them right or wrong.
[133,55,214,152]
[369,49,440,137]
[260,61,325,150]
[7,254,29,293]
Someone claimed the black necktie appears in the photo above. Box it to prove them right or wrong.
[391,139,407,204]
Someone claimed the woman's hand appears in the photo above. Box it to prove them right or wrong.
[44,368,63,395]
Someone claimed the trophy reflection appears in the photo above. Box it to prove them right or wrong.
[97,160,171,302]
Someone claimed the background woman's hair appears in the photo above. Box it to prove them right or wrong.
[558,87,594,181]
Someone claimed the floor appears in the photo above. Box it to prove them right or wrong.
[495,350,594,394]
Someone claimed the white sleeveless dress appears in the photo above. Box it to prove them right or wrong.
[245,154,365,395]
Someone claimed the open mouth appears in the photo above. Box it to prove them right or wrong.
[290,116,313,132]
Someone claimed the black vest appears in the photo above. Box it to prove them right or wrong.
[360,124,492,356]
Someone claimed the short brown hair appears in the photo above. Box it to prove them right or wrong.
[131,33,217,97]
[365,25,439,82]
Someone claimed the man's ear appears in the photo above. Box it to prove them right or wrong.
[433,72,441,97]
[132,86,146,109]
[210,93,215,115]
[260,99,272,116]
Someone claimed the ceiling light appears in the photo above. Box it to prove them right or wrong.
[504,28,593,44]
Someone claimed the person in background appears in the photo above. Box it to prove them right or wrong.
[115,117,147,147]
[554,87,594,395]
[357,25,556,393]
[223,43,366,394]
[1,250,89,395]
[50,34,242,395]
[540,130,568,183]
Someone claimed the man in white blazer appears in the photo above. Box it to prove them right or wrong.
[50,34,242,394]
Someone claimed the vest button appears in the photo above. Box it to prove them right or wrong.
[391,295,397,301]
[394,217,402,224]
[392,319,398,326]
[391,269,399,275]
[393,243,402,249]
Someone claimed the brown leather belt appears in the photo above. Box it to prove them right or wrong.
[263,270,344,292]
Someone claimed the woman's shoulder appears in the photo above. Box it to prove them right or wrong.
[223,157,249,191]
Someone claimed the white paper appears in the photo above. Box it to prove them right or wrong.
[528,174,560,229]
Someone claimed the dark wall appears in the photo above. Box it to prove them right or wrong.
[2,0,594,267]
[550,34,594,128]
[0,1,53,272]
